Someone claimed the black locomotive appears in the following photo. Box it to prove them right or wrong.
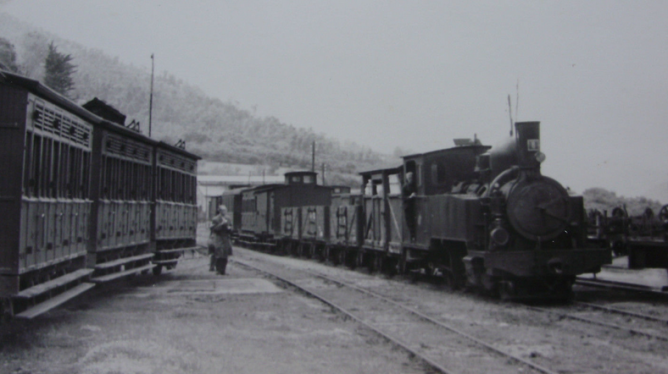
[231,122,611,299]
[0,70,199,319]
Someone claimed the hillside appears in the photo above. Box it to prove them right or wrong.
[0,13,392,184]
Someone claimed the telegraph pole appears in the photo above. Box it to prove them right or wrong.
[149,54,155,137]
[311,141,315,172]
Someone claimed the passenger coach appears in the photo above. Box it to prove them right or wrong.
[0,70,199,318]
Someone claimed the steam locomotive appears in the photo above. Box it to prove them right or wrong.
[231,122,611,300]
[0,70,199,319]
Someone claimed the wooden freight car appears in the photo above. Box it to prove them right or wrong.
[220,188,244,240]
[238,171,335,251]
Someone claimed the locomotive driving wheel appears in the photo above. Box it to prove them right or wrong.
[659,205,668,222]
[498,280,516,301]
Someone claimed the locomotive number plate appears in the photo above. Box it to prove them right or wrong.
[527,139,540,151]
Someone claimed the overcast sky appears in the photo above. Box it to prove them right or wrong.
[2,0,667,200]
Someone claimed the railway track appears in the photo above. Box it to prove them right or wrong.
[574,301,668,325]
[525,303,668,342]
[575,277,668,295]
[232,256,557,374]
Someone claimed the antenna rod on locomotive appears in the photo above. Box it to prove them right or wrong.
[148,53,155,137]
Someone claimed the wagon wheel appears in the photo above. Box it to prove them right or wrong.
[643,207,655,220]
[587,209,602,223]
[372,254,383,273]
[383,257,397,278]
[498,280,515,302]
[441,270,459,291]
[337,249,346,267]
[355,251,365,269]
[659,205,668,222]
[611,207,627,219]
[315,245,324,262]
[328,247,338,264]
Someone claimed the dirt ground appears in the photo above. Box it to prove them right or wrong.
[0,253,426,374]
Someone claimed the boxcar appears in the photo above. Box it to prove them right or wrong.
[220,187,244,239]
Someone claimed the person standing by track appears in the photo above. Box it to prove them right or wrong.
[208,205,233,274]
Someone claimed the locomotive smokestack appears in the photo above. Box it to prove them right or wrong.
[515,121,541,169]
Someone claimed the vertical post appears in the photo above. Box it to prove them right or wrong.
[149,54,155,137]
[311,141,315,172]
[321,163,326,185]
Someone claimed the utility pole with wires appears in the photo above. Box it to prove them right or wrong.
[321,163,326,185]
[311,141,315,172]
[148,54,155,137]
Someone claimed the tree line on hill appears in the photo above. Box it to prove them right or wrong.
[582,187,664,217]
[0,13,391,186]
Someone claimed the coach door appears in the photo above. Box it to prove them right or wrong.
[257,192,269,234]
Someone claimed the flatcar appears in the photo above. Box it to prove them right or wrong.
[0,70,199,319]
[237,122,611,300]
[588,205,668,269]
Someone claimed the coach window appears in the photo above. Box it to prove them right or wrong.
[137,164,144,200]
[115,158,121,199]
[54,141,64,198]
[23,131,35,196]
[82,151,90,199]
[176,171,182,202]
[67,146,76,198]
[191,175,196,204]
[145,165,151,200]
[170,169,176,201]
[108,158,116,200]
[58,142,69,198]
[303,174,314,184]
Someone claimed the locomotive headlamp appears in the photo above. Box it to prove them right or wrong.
[535,152,546,163]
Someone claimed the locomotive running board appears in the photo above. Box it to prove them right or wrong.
[15,282,95,319]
